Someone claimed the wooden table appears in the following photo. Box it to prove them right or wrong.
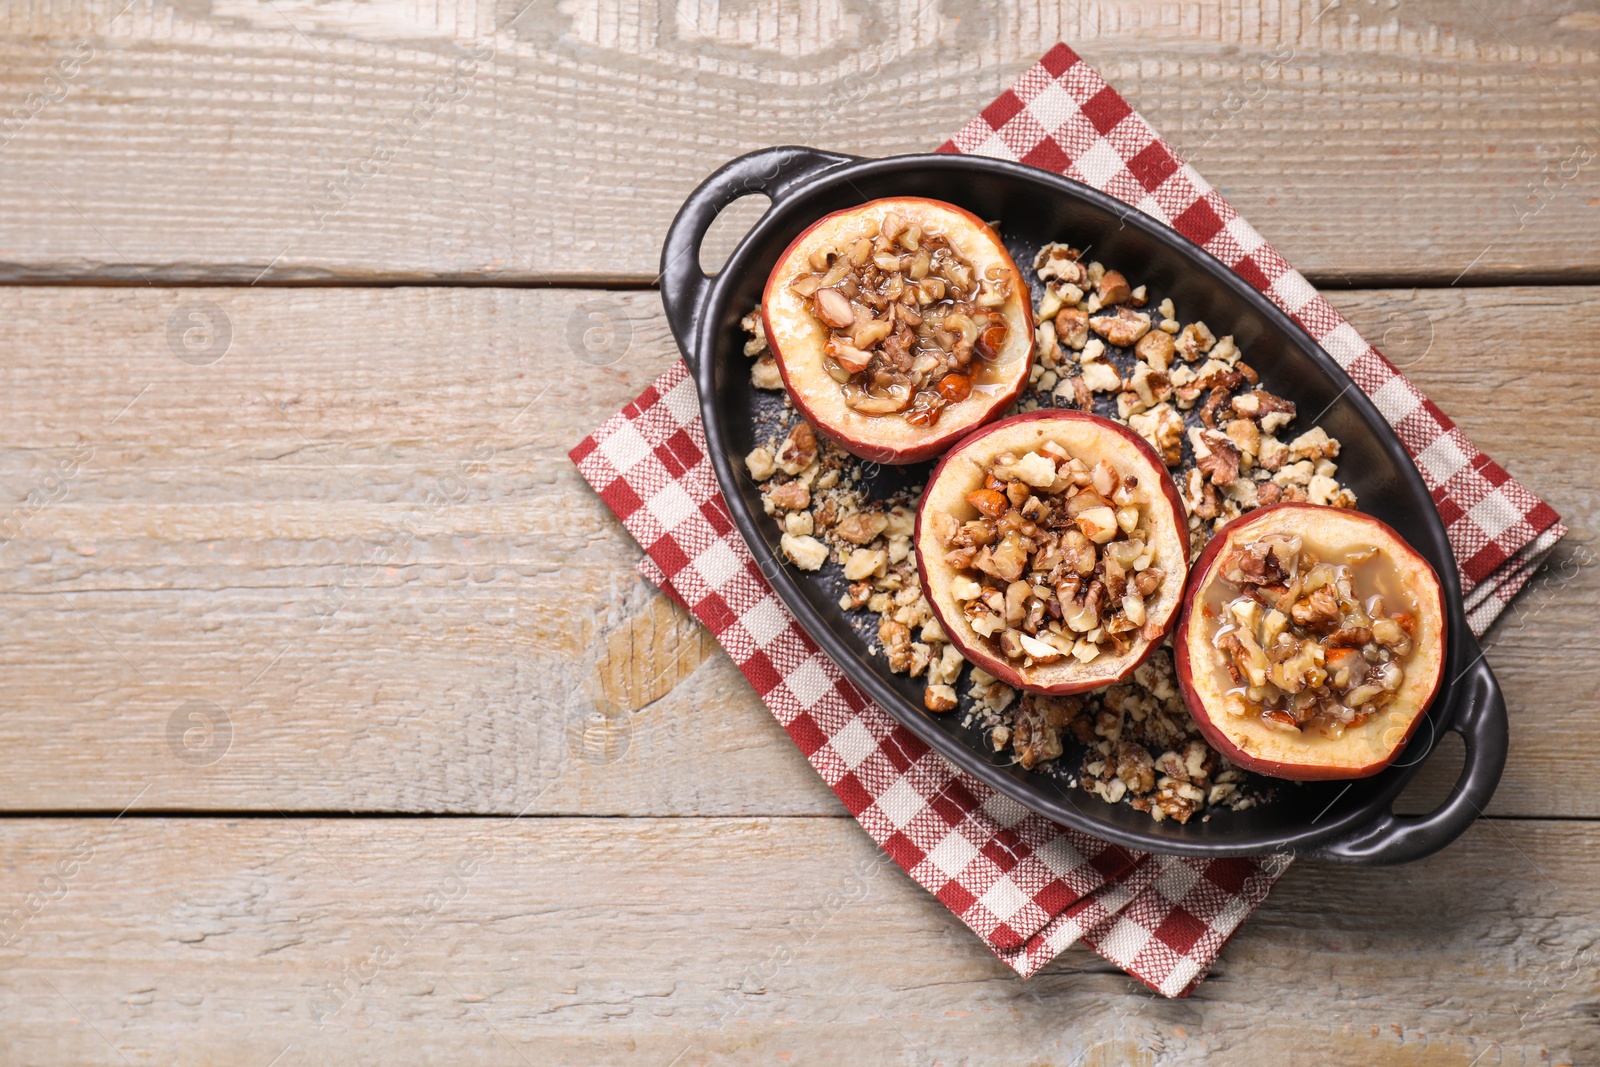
[1,3,1596,1063]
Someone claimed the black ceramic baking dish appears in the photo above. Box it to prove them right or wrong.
[659,146,1507,864]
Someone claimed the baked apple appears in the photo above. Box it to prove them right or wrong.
[916,411,1188,695]
[1174,503,1447,781]
[762,197,1034,464]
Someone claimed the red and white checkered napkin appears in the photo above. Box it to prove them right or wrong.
[572,362,1289,994]
[571,43,1564,995]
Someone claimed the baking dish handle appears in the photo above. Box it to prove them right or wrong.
[1305,647,1507,865]
[659,145,856,369]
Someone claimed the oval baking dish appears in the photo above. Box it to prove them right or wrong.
[659,146,1506,864]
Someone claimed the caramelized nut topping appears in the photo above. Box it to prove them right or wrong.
[937,445,1163,669]
[741,226,1364,825]
[789,213,1013,426]
[1210,533,1417,738]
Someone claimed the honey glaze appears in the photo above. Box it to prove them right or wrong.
[787,209,1013,425]
[1203,529,1420,740]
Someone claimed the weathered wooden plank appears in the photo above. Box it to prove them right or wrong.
[0,284,1588,818]
[0,284,840,816]
[0,1,1596,285]
[1328,286,1599,816]
[0,816,1593,1064]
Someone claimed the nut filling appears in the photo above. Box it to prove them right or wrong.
[789,211,1013,426]
[741,235,1368,823]
[930,444,1167,670]
[1209,534,1418,738]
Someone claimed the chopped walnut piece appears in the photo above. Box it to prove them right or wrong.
[1113,741,1156,794]
[740,309,765,346]
[844,547,887,580]
[1198,371,1245,429]
[1033,243,1086,286]
[1081,361,1123,393]
[1291,585,1341,631]
[1231,539,1286,584]
[1037,289,1065,323]
[879,617,913,672]
[1173,382,1204,411]
[1175,321,1216,361]
[745,446,777,481]
[1328,625,1375,649]
[1128,403,1184,467]
[751,356,783,390]
[1224,418,1261,460]
[767,481,810,511]
[1135,330,1176,371]
[836,511,889,545]
[975,679,1016,715]
[1054,374,1094,411]
[1288,426,1341,463]
[1036,319,1059,362]
[1152,783,1201,823]
[1055,306,1089,349]
[1220,478,1259,510]
[1089,307,1153,347]
[1184,467,1220,520]
[1134,361,1173,404]
[1096,269,1132,306]
[780,533,828,571]
[1257,435,1290,471]
[1309,475,1357,508]
[1013,695,1066,769]
[927,643,963,685]
[1273,460,1314,488]
[924,684,958,712]
[777,423,818,475]
[1193,429,1242,487]
[883,506,913,538]
[1232,390,1297,434]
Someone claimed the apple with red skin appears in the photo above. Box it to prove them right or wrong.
[916,410,1189,695]
[762,197,1034,465]
[1174,503,1447,781]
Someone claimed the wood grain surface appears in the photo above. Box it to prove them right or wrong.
[0,1,1597,285]
[2,3,1596,1061]
[0,284,1587,818]
[0,817,1595,1065]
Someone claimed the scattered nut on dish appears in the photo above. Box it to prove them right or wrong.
[741,239,1363,822]
[1175,503,1446,780]
[916,410,1187,695]
[761,197,1034,464]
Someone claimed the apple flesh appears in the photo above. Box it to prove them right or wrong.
[915,410,1189,695]
[1173,503,1447,781]
[762,197,1034,465]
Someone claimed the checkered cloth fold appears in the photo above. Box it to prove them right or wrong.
[571,44,1563,996]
